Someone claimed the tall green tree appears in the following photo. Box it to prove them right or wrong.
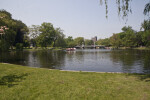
[121,26,136,47]
[0,10,16,51]
[37,22,55,48]
[0,10,28,51]
[14,20,28,44]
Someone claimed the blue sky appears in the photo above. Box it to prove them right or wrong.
[0,0,148,39]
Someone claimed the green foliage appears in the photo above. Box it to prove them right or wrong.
[53,28,65,47]
[16,43,23,50]
[0,39,10,51]
[141,20,150,31]
[110,33,121,48]
[14,20,29,44]
[65,36,76,47]
[142,30,150,47]
[37,22,54,47]
[67,41,76,47]
[122,26,133,32]
[36,34,48,48]
[107,25,150,48]
[34,23,67,48]
[0,10,28,51]
[121,26,136,47]
[135,31,144,47]
[74,37,84,46]
[65,36,73,43]
[84,39,93,45]
[55,36,67,48]
[96,38,110,46]
[23,39,30,48]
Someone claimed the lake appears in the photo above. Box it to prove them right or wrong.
[0,49,150,74]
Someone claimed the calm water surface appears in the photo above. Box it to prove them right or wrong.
[0,49,150,73]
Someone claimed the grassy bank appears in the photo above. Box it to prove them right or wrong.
[0,63,150,100]
[112,47,150,50]
[133,47,150,50]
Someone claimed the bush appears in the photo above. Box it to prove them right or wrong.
[16,43,23,50]
[0,40,10,52]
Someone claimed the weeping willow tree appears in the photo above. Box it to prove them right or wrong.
[100,0,150,19]
[144,2,150,16]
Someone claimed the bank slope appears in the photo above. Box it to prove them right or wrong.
[0,63,150,100]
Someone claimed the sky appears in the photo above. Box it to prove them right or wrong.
[0,0,148,39]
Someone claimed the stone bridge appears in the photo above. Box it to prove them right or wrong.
[75,45,105,49]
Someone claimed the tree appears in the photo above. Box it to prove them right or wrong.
[141,20,150,31]
[23,35,30,48]
[135,31,144,47]
[110,33,121,48]
[65,36,73,43]
[122,31,136,47]
[65,36,76,47]
[140,20,150,47]
[37,22,55,48]
[55,36,67,48]
[144,2,150,16]
[14,20,28,44]
[96,38,110,46]
[0,10,15,51]
[141,30,150,47]
[55,28,67,47]
[28,25,40,47]
[52,28,63,47]
[84,39,93,46]
[5,29,16,50]
[0,10,28,51]
[74,37,84,46]
[100,0,132,19]
[122,26,133,32]
[100,0,150,19]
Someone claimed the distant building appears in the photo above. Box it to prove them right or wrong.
[91,36,97,42]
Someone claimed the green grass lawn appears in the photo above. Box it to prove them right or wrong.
[0,63,150,100]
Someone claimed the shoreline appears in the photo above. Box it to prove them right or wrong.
[1,63,148,74]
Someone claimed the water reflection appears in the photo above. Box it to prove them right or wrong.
[0,49,150,73]
[110,50,150,73]
[35,50,65,69]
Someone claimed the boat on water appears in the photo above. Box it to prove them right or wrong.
[66,48,76,51]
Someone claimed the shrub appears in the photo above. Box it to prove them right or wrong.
[16,43,23,50]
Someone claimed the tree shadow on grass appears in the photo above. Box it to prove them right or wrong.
[0,73,28,87]
[127,73,150,82]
